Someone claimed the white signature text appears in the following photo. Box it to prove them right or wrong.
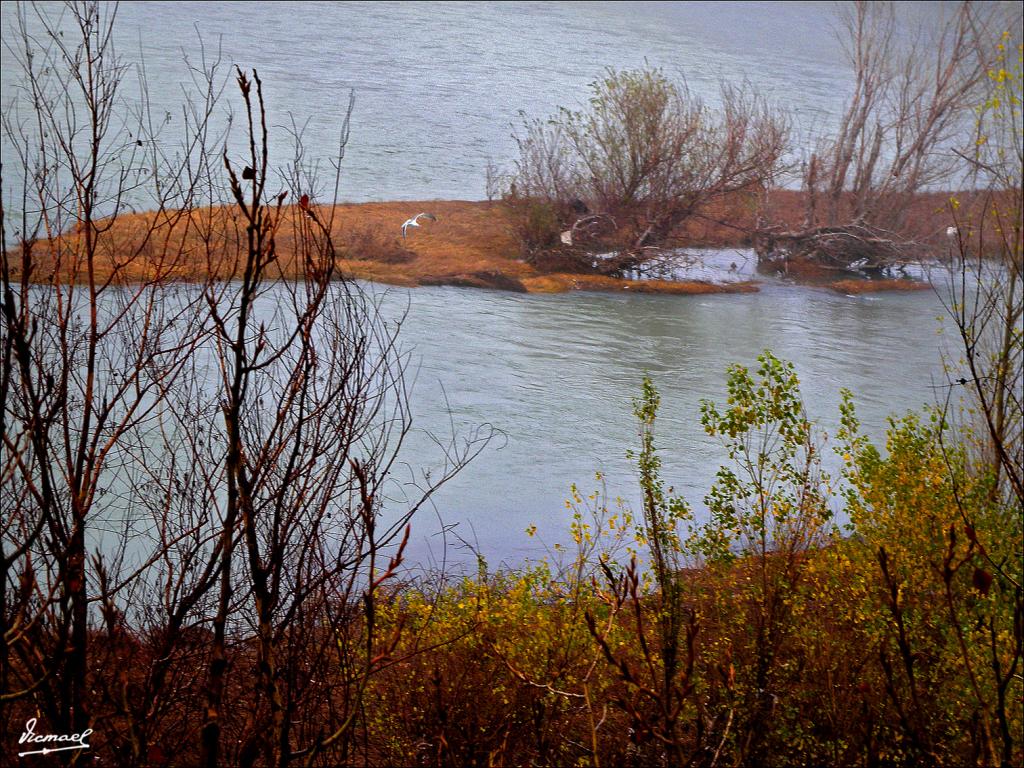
[18,718,93,758]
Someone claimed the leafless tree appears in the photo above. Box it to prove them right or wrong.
[190,68,493,766]
[1,0,222,751]
[921,27,1024,768]
[943,25,1023,506]
[2,5,490,766]
[756,1,1009,272]
[510,67,789,275]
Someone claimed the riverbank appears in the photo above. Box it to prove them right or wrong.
[319,200,762,295]
[20,191,985,294]
[17,199,759,295]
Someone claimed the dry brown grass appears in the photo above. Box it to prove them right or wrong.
[521,273,758,295]
[18,190,991,294]
[829,278,932,294]
[17,199,757,294]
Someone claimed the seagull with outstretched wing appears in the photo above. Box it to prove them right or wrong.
[401,212,437,239]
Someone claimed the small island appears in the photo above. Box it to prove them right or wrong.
[20,188,987,295]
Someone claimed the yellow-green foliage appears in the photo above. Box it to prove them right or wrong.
[356,361,1021,768]
[829,394,1022,765]
[364,491,642,767]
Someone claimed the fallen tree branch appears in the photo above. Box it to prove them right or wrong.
[754,222,922,270]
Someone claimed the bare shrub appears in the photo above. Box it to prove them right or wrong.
[509,67,789,275]
[1,1,223,749]
[1,5,490,766]
[757,1,1015,272]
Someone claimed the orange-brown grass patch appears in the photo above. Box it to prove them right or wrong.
[18,190,1008,292]
[20,199,760,294]
[329,200,531,286]
[829,278,932,294]
[522,273,759,295]
[17,200,533,288]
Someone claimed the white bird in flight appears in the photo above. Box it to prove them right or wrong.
[401,212,437,238]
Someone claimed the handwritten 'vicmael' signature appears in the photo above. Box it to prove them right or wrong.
[18,718,93,758]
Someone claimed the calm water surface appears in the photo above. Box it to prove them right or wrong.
[1,2,962,567]
[3,1,859,201]
[386,273,951,569]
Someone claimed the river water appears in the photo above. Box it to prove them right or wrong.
[390,267,954,568]
[4,1,865,202]
[1,2,970,568]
